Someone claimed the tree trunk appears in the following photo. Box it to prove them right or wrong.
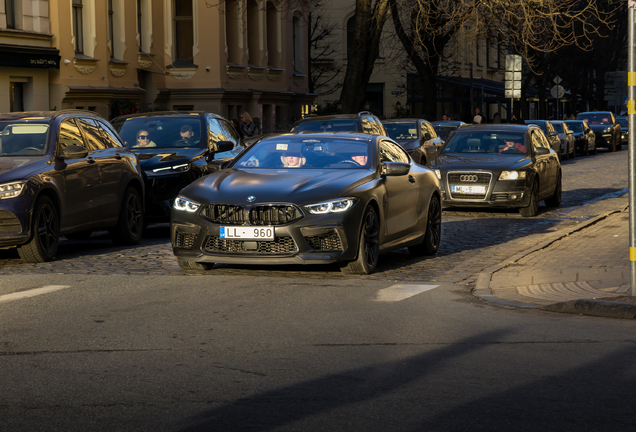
[339,0,390,113]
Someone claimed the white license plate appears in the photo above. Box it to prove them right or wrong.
[220,226,274,240]
[452,185,486,194]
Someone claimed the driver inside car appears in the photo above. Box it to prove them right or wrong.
[350,152,368,166]
[280,152,305,168]
[500,140,527,153]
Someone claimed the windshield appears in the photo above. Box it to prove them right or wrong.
[234,137,372,169]
[565,122,584,133]
[0,121,50,157]
[432,124,458,141]
[291,119,359,133]
[551,123,564,133]
[525,122,547,134]
[383,122,418,140]
[111,116,203,149]
[443,132,528,155]
[618,118,628,128]
[578,114,612,125]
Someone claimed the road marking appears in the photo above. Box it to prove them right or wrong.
[0,285,71,304]
[375,284,439,302]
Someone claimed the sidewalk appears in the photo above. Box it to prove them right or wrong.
[474,195,636,319]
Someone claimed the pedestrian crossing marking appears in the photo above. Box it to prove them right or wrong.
[0,285,71,304]
[375,284,439,302]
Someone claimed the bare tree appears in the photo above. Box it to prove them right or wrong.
[309,2,344,97]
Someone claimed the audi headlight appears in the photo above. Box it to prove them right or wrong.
[0,180,26,199]
[603,128,612,133]
[152,163,191,173]
[305,197,357,214]
[174,195,200,212]
[433,169,442,180]
[499,171,527,181]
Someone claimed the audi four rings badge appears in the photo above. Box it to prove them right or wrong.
[460,175,479,182]
[247,196,256,202]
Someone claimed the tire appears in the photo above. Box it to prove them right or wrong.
[177,258,215,271]
[569,142,575,159]
[519,181,539,217]
[544,172,562,208]
[582,140,589,156]
[608,136,616,152]
[65,230,93,241]
[592,141,598,155]
[615,134,622,151]
[109,186,144,246]
[340,206,380,275]
[409,194,441,256]
[18,196,59,263]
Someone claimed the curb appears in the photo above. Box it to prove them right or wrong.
[472,203,629,316]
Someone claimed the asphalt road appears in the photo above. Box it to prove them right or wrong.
[1,148,634,431]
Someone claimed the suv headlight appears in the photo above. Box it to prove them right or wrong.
[0,181,26,199]
[152,163,191,173]
[305,197,357,214]
[174,195,200,212]
[499,171,526,181]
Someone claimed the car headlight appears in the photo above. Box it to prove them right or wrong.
[305,197,357,214]
[174,195,200,212]
[499,171,527,181]
[433,169,442,180]
[0,180,26,199]
[603,128,612,133]
[152,163,191,173]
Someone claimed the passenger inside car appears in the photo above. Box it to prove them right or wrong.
[281,152,305,168]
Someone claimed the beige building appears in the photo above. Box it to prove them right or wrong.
[0,0,58,112]
[46,0,313,131]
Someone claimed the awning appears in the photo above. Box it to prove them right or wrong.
[0,44,60,69]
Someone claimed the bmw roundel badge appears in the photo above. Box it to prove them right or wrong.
[247,196,256,202]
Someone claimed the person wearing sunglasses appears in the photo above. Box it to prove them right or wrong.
[136,129,156,147]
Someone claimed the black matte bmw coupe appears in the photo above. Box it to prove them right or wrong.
[171,132,442,274]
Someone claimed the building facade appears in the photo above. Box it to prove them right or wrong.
[0,0,59,112]
[46,0,313,131]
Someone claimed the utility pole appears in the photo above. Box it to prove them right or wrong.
[629,0,636,295]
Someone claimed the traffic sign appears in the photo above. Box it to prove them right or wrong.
[551,85,564,99]
[554,76,562,85]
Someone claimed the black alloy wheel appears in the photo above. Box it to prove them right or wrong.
[409,194,442,256]
[18,196,59,263]
[340,206,380,275]
[109,186,144,245]
[520,181,540,217]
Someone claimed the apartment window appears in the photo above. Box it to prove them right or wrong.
[72,0,84,54]
[5,0,14,29]
[174,0,193,62]
[137,0,143,51]
[108,0,114,58]
[225,0,240,64]
[292,14,304,73]
[266,2,279,67]
[247,0,259,66]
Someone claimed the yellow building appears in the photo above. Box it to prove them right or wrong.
[48,0,313,131]
[0,0,58,112]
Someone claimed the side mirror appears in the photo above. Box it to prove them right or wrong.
[535,147,550,156]
[214,140,234,153]
[423,132,432,141]
[381,162,410,176]
[59,144,88,159]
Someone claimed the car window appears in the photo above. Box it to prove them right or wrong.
[112,115,202,148]
[372,117,385,135]
[423,122,437,139]
[0,121,50,156]
[291,119,359,132]
[361,116,375,134]
[95,119,124,148]
[78,118,107,151]
[58,118,86,153]
[384,122,418,140]
[551,122,564,133]
[532,131,550,151]
[578,114,612,125]
[379,140,409,163]
[443,132,527,155]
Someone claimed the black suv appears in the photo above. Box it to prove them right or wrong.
[0,110,144,262]
[576,111,622,152]
[290,112,387,135]
[110,112,244,223]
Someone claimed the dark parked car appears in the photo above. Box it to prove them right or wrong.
[564,120,596,155]
[431,120,467,142]
[171,132,442,274]
[290,112,387,136]
[577,111,622,152]
[111,112,245,223]
[0,110,144,262]
[616,116,628,146]
[550,120,576,160]
[382,118,445,165]
[524,120,562,160]
[432,124,561,217]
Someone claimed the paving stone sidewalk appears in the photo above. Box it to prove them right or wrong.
[475,197,634,314]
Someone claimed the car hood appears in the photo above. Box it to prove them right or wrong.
[133,147,205,170]
[180,168,375,205]
[437,153,530,172]
[0,157,48,182]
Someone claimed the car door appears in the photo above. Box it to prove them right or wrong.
[56,118,102,227]
[379,139,420,241]
[96,118,130,219]
[420,121,444,163]
[531,131,555,198]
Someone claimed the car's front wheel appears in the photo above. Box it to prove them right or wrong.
[18,196,59,263]
[409,194,441,256]
[109,186,144,246]
[340,206,380,275]
[520,181,540,217]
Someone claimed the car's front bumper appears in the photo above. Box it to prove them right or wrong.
[0,196,32,248]
[440,174,530,209]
